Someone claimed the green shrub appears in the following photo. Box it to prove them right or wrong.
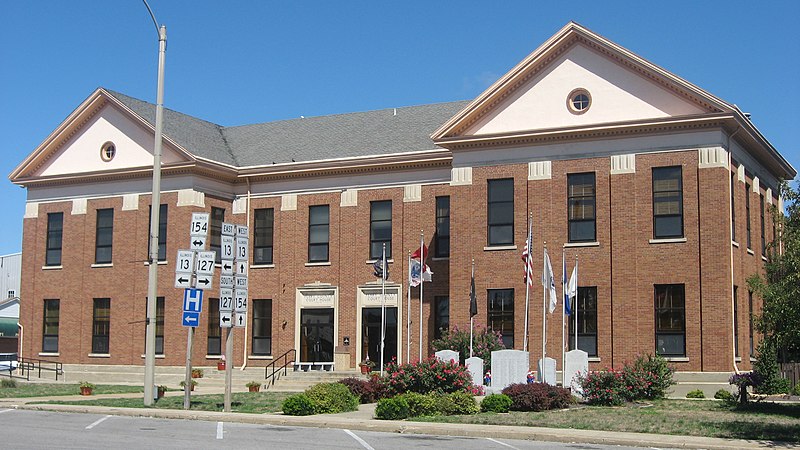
[1,378,17,388]
[442,391,479,415]
[502,382,574,411]
[398,392,439,417]
[480,393,512,413]
[578,370,627,406]
[375,396,410,420]
[338,377,390,403]
[624,353,675,400]
[383,357,474,395]
[714,389,735,402]
[793,383,800,396]
[305,382,359,414]
[282,393,316,416]
[686,389,705,398]
[752,340,784,394]
[431,325,505,367]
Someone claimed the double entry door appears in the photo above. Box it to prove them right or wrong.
[362,307,397,369]
[299,308,334,363]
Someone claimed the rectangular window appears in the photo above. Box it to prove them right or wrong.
[568,173,596,242]
[42,299,59,353]
[46,212,63,266]
[745,183,752,249]
[95,208,114,264]
[208,298,221,355]
[487,179,514,246]
[308,205,330,262]
[92,298,111,354]
[760,194,766,255]
[252,299,272,356]
[253,208,274,265]
[568,287,598,356]
[653,167,683,239]
[370,200,392,259]
[434,296,450,339]
[488,289,514,348]
[210,207,224,263]
[733,286,739,358]
[155,297,164,355]
[748,291,754,358]
[731,173,736,242]
[435,196,450,258]
[654,284,686,357]
[147,204,168,261]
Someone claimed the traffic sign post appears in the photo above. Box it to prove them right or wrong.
[220,222,248,413]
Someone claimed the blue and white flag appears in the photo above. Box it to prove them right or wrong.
[542,248,557,313]
[563,252,571,316]
[568,259,578,310]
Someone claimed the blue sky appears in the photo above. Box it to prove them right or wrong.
[1,1,798,256]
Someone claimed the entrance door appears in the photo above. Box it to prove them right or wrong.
[362,307,397,370]
[300,308,334,363]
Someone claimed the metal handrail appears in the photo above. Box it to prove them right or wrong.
[16,356,63,381]
[264,349,295,387]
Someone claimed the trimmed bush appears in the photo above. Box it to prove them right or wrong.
[375,396,410,420]
[442,391,479,415]
[282,393,316,416]
[714,389,735,402]
[502,382,574,411]
[398,392,439,417]
[338,377,390,403]
[686,389,705,399]
[1,378,17,388]
[383,357,474,395]
[480,393,512,413]
[305,382,359,414]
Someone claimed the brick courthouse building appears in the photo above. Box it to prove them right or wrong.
[9,23,795,374]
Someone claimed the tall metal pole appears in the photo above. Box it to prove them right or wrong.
[380,244,386,377]
[418,231,423,362]
[224,326,233,412]
[143,0,166,407]
[406,251,411,364]
[183,327,194,409]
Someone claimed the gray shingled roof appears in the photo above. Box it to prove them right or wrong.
[105,89,468,168]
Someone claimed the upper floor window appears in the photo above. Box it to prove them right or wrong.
[745,183,752,249]
[95,208,114,264]
[308,205,330,262]
[652,167,683,239]
[147,204,168,262]
[46,212,63,266]
[655,284,685,357]
[487,179,514,246]
[730,173,736,242]
[370,200,392,259]
[760,194,766,255]
[253,208,274,265]
[568,173,596,242]
[435,196,450,258]
[210,207,224,263]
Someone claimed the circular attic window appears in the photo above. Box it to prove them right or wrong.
[567,89,591,114]
[100,142,116,162]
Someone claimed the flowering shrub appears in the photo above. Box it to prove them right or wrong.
[578,369,628,406]
[501,382,574,411]
[579,354,675,406]
[383,357,474,395]
[338,377,390,403]
[431,325,505,367]
[729,371,763,405]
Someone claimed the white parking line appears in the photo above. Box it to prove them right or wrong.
[343,429,375,450]
[0,409,12,414]
[216,422,223,440]
[487,437,518,449]
[85,415,112,430]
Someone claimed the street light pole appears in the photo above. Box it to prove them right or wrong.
[142,0,166,407]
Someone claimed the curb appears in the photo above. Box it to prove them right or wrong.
[6,402,787,450]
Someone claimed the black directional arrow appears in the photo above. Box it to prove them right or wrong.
[178,277,189,283]
[238,316,244,326]
[198,278,210,285]
[221,316,231,323]
[193,240,203,246]
[223,263,232,271]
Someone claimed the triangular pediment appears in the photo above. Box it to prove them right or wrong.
[9,89,193,183]
[433,22,735,143]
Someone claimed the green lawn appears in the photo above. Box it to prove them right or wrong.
[35,391,291,414]
[0,382,142,398]
[415,399,800,443]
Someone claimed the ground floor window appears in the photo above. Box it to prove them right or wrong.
[142,297,164,355]
[488,289,514,349]
[655,284,685,357]
[92,298,111,354]
[252,299,272,356]
[42,299,59,353]
[568,286,598,356]
[434,296,449,339]
[208,298,221,355]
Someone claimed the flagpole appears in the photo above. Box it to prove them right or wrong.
[418,230,424,362]
[574,254,579,350]
[380,244,386,377]
[523,214,532,353]
[407,251,411,365]
[562,247,566,386]
[542,243,547,385]
[470,259,475,358]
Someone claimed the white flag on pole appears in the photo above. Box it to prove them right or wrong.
[542,248,557,313]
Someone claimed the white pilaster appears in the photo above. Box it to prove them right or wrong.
[122,194,139,211]
[403,184,422,202]
[341,189,358,207]
[232,197,247,214]
[24,202,39,219]
[281,194,298,211]
[528,161,552,180]
[71,198,87,215]
[752,177,760,194]
[451,167,473,186]
[737,164,745,182]
[177,189,205,207]
[610,154,636,175]
[698,147,728,169]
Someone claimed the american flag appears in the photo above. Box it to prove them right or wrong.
[521,228,534,286]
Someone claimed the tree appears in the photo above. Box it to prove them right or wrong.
[748,180,800,365]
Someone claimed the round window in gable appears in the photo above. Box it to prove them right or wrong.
[567,89,591,114]
[100,142,116,162]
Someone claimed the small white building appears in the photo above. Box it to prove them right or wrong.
[0,253,21,353]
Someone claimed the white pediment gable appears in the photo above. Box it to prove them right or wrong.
[32,102,186,178]
[465,42,706,136]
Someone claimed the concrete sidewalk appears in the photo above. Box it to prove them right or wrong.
[0,393,793,450]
